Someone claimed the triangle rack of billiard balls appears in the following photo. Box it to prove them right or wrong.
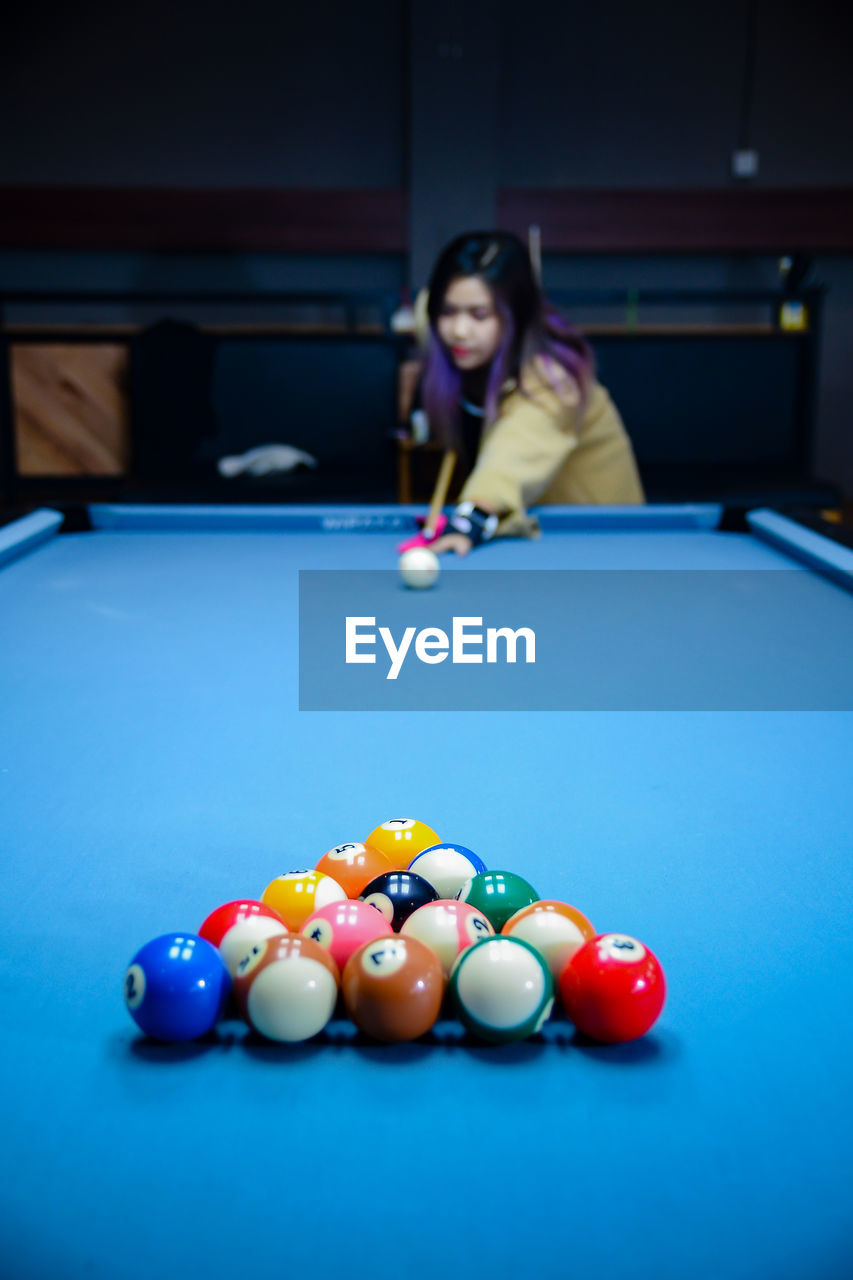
[122,819,665,1048]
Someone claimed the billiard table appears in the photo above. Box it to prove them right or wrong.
[1,502,852,1280]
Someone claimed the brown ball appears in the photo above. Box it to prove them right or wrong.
[342,935,444,1042]
[233,934,340,1042]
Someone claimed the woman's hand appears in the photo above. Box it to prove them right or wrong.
[429,532,473,557]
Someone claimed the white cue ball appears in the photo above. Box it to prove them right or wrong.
[399,546,440,589]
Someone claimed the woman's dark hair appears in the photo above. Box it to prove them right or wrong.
[421,230,595,447]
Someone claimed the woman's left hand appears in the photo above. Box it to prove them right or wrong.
[429,533,473,557]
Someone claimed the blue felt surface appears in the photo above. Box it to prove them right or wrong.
[1,513,852,1279]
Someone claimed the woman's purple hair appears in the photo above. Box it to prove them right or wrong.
[421,230,595,449]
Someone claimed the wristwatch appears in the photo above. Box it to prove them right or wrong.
[448,502,499,547]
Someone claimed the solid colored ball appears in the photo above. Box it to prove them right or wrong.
[407,843,487,899]
[457,870,540,933]
[261,870,346,931]
[502,899,596,982]
[342,935,444,1042]
[301,898,395,972]
[449,936,554,1043]
[198,899,289,977]
[364,819,442,870]
[233,934,340,1043]
[399,546,440,589]
[359,870,439,931]
[400,899,494,977]
[123,933,230,1042]
[315,841,394,898]
[558,933,666,1043]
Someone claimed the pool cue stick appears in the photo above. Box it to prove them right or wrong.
[528,224,542,286]
[423,449,457,538]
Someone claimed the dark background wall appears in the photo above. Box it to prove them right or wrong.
[2,2,406,187]
[1,0,851,496]
[499,0,852,188]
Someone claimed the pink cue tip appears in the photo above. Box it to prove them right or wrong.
[397,513,448,553]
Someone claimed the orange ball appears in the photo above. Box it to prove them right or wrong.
[502,899,596,982]
[364,819,441,871]
[315,841,394,898]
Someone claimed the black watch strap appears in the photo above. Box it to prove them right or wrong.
[448,502,499,547]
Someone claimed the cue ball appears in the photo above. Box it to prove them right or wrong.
[123,933,230,1042]
[558,933,666,1043]
[399,546,439,589]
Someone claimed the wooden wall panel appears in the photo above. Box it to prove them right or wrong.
[498,188,853,253]
[0,188,409,252]
[1,187,851,253]
[12,345,130,475]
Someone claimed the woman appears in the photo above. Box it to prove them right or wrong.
[416,231,644,555]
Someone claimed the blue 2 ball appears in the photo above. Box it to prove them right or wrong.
[123,932,230,1041]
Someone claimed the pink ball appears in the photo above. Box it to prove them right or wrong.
[401,899,494,976]
[300,898,395,972]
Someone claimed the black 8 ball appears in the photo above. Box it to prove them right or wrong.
[359,871,439,931]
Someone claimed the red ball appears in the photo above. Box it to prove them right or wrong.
[198,899,288,976]
[559,933,666,1043]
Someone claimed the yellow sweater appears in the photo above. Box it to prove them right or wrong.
[459,362,645,537]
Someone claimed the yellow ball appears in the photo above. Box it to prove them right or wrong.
[261,870,346,931]
[364,819,441,871]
